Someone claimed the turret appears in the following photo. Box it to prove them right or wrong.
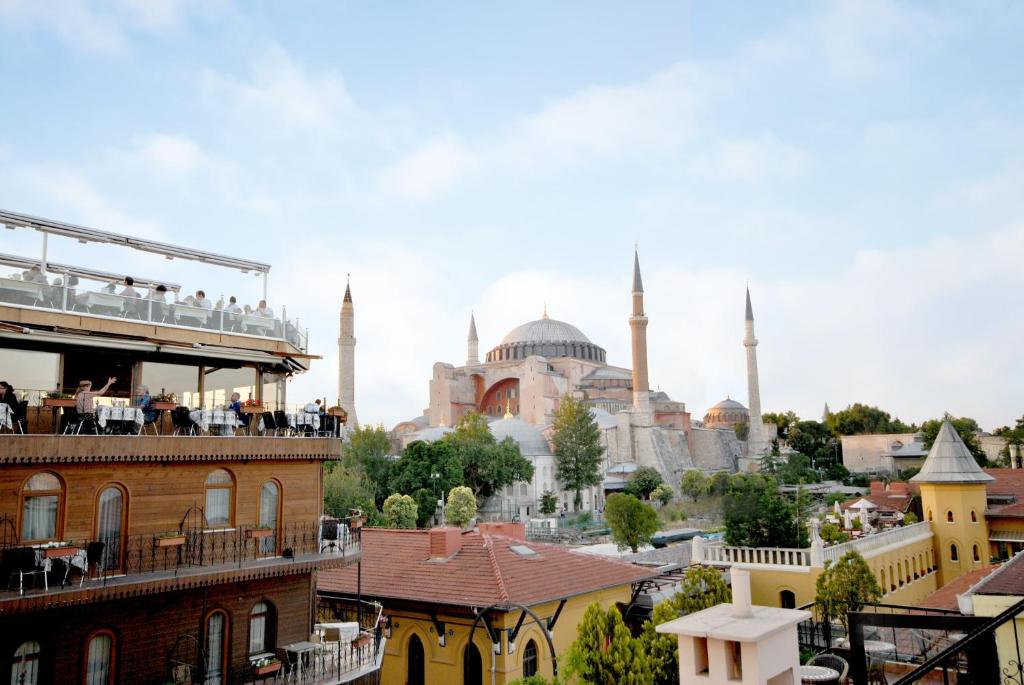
[743,286,769,458]
[338,275,357,426]
[629,249,650,407]
[467,312,479,366]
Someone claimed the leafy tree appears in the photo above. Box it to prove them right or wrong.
[389,440,462,504]
[824,462,850,481]
[341,424,394,508]
[820,522,850,544]
[763,410,800,439]
[624,466,663,500]
[539,490,559,516]
[412,488,438,528]
[826,403,915,436]
[445,411,534,503]
[723,474,802,548]
[778,453,821,485]
[994,416,1024,462]
[733,420,749,441]
[903,511,919,525]
[551,394,604,510]
[445,486,477,527]
[824,492,847,507]
[507,677,554,685]
[920,414,987,466]
[382,493,418,528]
[651,484,674,506]
[605,493,659,553]
[565,603,651,685]
[708,471,731,496]
[673,564,732,615]
[815,551,882,630]
[788,420,839,468]
[680,470,708,501]
[323,462,380,524]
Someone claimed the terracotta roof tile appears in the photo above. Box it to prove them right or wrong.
[974,554,1024,596]
[839,493,914,514]
[318,528,657,608]
[918,565,999,611]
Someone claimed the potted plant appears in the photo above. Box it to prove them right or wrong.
[246,525,273,539]
[326,406,348,422]
[152,392,177,411]
[251,656,281,676]
[241,399,264,414]
[42,392,75,407]
[352,631,372,649]
[155,531,186,547]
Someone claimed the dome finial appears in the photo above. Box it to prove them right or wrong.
[542,302,549,319]
[504,398,513,420]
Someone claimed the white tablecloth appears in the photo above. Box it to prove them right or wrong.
[0,276,45,301]
[174,303,211,325]
[80,291,126,314]
[239,313,275,334]
[0,403,13,430]
[190,409,239,433]
[97,405,144,429]
[288,412,320,430]
[317,622,360,644]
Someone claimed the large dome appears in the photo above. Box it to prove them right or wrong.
[500,318,591,345]
[487,316,606,364]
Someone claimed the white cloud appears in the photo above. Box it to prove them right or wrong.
[381,136,473,200]
[698,134,814,181]
[133,134,204,175]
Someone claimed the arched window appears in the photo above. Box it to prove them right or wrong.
[523,639,539,677]
[95,485,126,572]
[204,469,235,528]
[248,601,275,656]
[20,472,63,542]
[950,543,959,562]
[10,640,41,685]
[971,510,978,523]
[205,610,229,685]
[946,510,954,523]
[519,484,528,497]
[84,630,115,685]
[463,641,482,685]
[880,568,886,590]
[779,590,796,609]
[407,635,425,685]
[973,544,981,563]
[258,481,280,555]
[889,564,896,591]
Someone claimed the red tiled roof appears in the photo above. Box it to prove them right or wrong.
[918,564,999,611]
[974,554,1024,596]
[317,528,657,608]
[984,469,1024,517]
[839,493,914,514]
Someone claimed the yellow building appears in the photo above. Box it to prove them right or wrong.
[317,524,655,685]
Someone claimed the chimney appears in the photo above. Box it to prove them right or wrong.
[870,481,885,496]
[890,482,909,497]
[429,527,462,561]
[732,567,753,619]
[477,521,526,541]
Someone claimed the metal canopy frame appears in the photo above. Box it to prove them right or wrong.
[0,251,182,292]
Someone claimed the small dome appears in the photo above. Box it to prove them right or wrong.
[711,397,747,412]
[703,396,750,430]
[489,417,552,456]
[500,318,591,345]
[589,407,618,429]
[414,425,454,443]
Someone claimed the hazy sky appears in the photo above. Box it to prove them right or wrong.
[1,1,1021,430]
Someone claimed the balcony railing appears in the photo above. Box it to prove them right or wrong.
[701,541,811,567]
[0,272,308,352]
[0,518,360,602]
[822,522,932,564]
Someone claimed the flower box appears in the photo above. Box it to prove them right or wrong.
[155,534,186,547]
[152,401,177,411]
[247,528,273,539]
[352,633,372,649]
[240,405,264,414]
[253,662,281,676]
[43,398,76,408]
[44,545,82,559]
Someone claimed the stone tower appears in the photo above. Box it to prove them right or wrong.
[338,276,357,426]
[911,420,993,586]
[466,312,479,366]
[744,286,769,457]
[630,249,650,408]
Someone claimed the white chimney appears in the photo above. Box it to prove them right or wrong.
[731,567,753,619]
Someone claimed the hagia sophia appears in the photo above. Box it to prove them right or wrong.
[340,252,775,517]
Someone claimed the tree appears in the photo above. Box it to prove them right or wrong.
[763,410,800,440]
[673,564,732,615]
[539,490,559,516]
[723,474,802,548]
[778,453,821,485]
[605,493,659,553]
[446,411,534,503]
[341,424,394,508]
[903,511,919,525]
[815,550,882,630]
[388,440,462,504]
[551,394,604,510]
[787,420,838,469]
[733,421,749,441]
[826,403,915,436]
[382,493,418,528]
[651,484,674,506]
[920,414,987,466]
[323,462,379,524]
[445,486,477,527]
[680,470,708,501]
[820,522,850,544]
[708,471,731,496]
[412,488,438,528]
[565,603,651,685]
[624,466,663,500]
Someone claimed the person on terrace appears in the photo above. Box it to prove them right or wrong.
[135,384,156,424]
[119,276,139,299]
[75,377,116,416]
[256,299,274,318]
[227,391,249,427]
[194,290,212,310]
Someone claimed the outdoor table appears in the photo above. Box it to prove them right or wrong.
[281,641,318,679]
[800,665,840,683]
[97,406,144,433]
[317,621,360,644]
[173,303,211,327]
[0,276,45,303]
[288,411,321,433]
[0,403,13,431]
[240,313,275,335]
[31,543,86,591]
[80,291,125,316]
[189,409,239,435]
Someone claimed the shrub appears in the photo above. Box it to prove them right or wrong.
[382,493,418,529]
[444,486,477,528]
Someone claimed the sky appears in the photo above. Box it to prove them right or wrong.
[0,1,1022,430]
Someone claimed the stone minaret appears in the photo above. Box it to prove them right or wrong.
[338,276,357,426]
[630,249,650,408]
[744,286,769,456]
[466,312,479,366]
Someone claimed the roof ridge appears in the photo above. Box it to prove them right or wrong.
[482,533,510,603]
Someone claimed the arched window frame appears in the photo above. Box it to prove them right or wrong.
[205,609,230,684]
[522,638,539,677]
[204,469,236,529]
[407,633,425,685]
[946,510,954,523]
[258,479,282,555]
[93,483,128,572]
[82,629,116,685]
[248,600,275,656]
[950,543,959,562]
[11,640,41,685]
[19,471,65,543]
[973,544,981,563]
[971,510,978,523]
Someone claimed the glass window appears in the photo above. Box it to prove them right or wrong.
[21,472,63,542]
[946,510,954,523]
[973,544,981,562]
[950,544,959,562]
[522,639,538,677]
[249,602,271,655]
[10,640,41,685]
[140,362,199,408]
[206,611,227,685]
[96,486,125,571]
[85,632,113,685]
[205,469,234,528]
[204,367,257,410]
[258,481,279,555]
[0,349,59,403]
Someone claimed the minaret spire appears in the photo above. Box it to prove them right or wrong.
[466,311,479,366]
[629,248,650,407]
[338,275,357,427]
[744,285,768,458]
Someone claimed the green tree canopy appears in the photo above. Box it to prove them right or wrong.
[551,395,604,510]
[382,493,418,528]
[680,470,708,501]
[920,414,987,466]
[340,423,394,508]
[826,403,915,435]
[651,483,674,506]
[539,490,559,516]
[566,603,651,685]
[815,550,882,629]
[624,466,663,500]
[389,439,462,502]
[445,485,477,527]
[787,420,839,469]
[723,474,803,548]
[762,410,800,439]
[323,462,379,524]
[445,411,535,503]
[707,471,731,496]
[605,493,659,553]
[777,453,821,485]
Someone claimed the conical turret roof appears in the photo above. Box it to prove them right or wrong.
[468,313,478,341]
[745,286,754,321]
[632,249,644,293]
[910,420,993,484]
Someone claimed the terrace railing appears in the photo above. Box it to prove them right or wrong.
[822,521,932,564]
[700,539,811,567]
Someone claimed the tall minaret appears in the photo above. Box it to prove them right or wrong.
[744,286,768,456]
[630,249,650,408]
[466,312,479,366]
[338,275,357,426]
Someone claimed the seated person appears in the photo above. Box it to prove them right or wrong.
[256,299,274,318]
[0,381,20,418]
[135,384,156,424]
[147,284,168,301]
[224,296,242,314]
[303,399,322,414]
[227,391,249,427]
[119,276,139,299]
[75,377,116,416]
[101,281,117,294]
[194,290,212,310]
[23,266,48,284]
